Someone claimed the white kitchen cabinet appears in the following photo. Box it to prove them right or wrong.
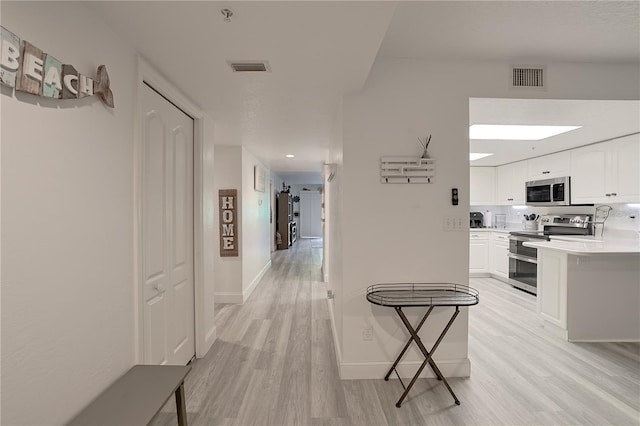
[469,232,489,273]
[528,151,571,180]
[607,135,640,203]
[571,135,639,204]
[537,249,568,333]
[470,167,496,205]
[490,232,510,279]
[496,161,528,205]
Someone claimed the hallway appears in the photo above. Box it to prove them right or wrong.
[152,238,639,426]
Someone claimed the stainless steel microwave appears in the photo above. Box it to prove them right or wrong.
[526,176,571,206]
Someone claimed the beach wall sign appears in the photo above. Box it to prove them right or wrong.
[1,25,114,108]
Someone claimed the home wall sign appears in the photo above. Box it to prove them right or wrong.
[218,189,239,257]
[0,25,114,108]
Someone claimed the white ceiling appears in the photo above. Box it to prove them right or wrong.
[379,1,640,63]
[86,1,396,175]
[469,98,640,166]
[86,1,639,177]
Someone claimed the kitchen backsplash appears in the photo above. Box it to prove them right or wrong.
[471,203,640,238]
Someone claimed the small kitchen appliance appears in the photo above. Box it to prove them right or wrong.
[470,212,484,228]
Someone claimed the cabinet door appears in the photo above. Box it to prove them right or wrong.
[496,165,513,205]
[497,162,528,205]
[511,164,528,204]
[469,234,489,273]
[491,234,509,278]
[528,151,570,180]
[470,167,496,205]
[570,144,608,204]
[609,135,640,203]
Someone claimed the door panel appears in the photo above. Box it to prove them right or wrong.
[141,84,195,366]
[143,113,167,281]
[145,293,168,365]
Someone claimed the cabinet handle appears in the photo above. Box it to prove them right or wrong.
[507,198,513,201]
[542,171,550,174]
[611,193,617,196]
[605,193,611,197]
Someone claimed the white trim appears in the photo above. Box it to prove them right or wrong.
[339,358,471,380]
[214,292,244,304]
[134,56,211,363]
[201,324,217,358]
[242,260,271,303]
[327,299,342,371]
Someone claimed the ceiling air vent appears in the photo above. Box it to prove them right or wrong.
[229,61,270,73]
[511,66,544,88]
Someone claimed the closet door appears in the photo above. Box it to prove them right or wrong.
[300,191,322,238]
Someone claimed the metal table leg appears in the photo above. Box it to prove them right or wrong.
[393,306,461,407]
[175,381,188,426]
[384,306,442,383]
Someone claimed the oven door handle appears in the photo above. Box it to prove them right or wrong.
[508,253,537,264]
[509,235,546,242]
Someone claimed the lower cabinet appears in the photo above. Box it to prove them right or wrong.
[469,232,489,273]
[491,233,509,279]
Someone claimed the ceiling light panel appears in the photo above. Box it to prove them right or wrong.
[470,153,493,161]
[469,124,581,140]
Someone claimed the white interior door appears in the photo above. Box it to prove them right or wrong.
[300,191,322,238]
[141,83,195,365]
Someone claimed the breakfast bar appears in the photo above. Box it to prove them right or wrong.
[524,238,640,342]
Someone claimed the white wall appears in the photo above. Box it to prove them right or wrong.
[1,3,137,424]
[213,146,243,302]
[333,57,640,379]
[241,147,272,297]
[213,146,272,303]
[199,116,218,353]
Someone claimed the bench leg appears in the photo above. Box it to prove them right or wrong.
[175,381,187,426]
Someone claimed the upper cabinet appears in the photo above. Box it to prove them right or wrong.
[470,167,496,205]
[496,161,528,205]
[528,151,571,180]
[571,134,639,204]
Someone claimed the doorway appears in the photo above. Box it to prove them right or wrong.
[299,190,322,238]
[139,82,195,365]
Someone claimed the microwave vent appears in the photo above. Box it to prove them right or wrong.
[511,67,544,88]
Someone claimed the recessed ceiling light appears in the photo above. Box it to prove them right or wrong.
[469,124,581,140]
[470,153,494,161]
[285,154,295,158]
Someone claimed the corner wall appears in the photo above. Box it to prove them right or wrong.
[213,146,272,303]
[241,147,272,299]
[335,57,640,379]
[1,3,137,424]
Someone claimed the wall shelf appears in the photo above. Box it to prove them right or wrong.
[380,157,436,184]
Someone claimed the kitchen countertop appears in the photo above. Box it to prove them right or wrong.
[524,238,640,255]
[469,228,514,234]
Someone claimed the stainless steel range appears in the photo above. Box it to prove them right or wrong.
[508,214,593,295]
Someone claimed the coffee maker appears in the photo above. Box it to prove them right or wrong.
[470,212,484,228]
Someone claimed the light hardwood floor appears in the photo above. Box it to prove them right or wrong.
[152,238,640,425]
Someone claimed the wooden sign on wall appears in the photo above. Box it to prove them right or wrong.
[0,25,114,107]
[219,189,238,257]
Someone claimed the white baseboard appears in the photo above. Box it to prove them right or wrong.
[214,292,244,304]
[243,260,271,303]
[197,324,217,358]
[327,299,342,369]
[339,358,471,380]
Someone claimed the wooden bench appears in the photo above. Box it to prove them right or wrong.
[68,365,191,426]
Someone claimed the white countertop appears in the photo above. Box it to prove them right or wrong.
[524,238,640,255]
[469,228,513,234]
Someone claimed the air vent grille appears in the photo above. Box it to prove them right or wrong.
[512,67,544,87]
[229,62,270,73]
